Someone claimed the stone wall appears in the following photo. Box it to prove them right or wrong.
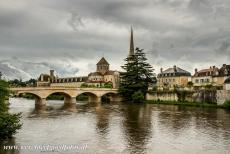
[192,90,217,103]
[146,92,178,101]
[216,90,230,105]
[147,90,230,104]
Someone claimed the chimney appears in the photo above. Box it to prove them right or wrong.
[195,68,198,74]
[160,68,163,73]
[173,65,177,72]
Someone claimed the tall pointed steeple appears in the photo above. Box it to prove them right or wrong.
[129,26,134,56]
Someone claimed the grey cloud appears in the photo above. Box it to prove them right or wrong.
[67,12,85,31]
[0,0,230,78]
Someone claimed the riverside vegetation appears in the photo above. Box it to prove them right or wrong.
[119,48,156,102]
[0,80,22,140]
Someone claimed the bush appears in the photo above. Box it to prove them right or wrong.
[132,91,145,103]
[80,83,88,88]
[104,83,113,88]
[0,113,22,140]
[0,80,22,140]
[223,100,230,110]
[0,80,9,112]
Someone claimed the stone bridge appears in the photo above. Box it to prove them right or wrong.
[10,87,121,107]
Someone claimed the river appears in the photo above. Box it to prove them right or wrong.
[1,98,230,154]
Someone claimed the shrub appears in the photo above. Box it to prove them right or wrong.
[223,100,230,110]
[132,91,145,103]
[0,80,22,140]
[104,83,113,88]
[80,83,88,88]
[0,113,22,140]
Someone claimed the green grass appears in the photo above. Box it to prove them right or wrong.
[145,100,223,109]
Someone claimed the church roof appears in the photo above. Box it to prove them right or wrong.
[104,71,115,75]
[97,57,109,65]
[88,72,103,76]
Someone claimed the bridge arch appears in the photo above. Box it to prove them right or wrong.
[45,91,76,104]
[17,91,41,99]
[76,92,100,103]
[17,91,46,109]
[101,92,121,102]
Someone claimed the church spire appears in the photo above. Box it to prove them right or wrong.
[129,26,134,56]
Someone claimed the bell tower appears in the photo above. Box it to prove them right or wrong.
[97,57,109,74]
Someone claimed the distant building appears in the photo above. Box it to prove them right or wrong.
[192,64,230,88]
[51,76,88,87]
[192,66,219,87]
[37,70,55,87]
[37,57,120,88]
[87,57,120,88]
[157,65,191,89]
[215,64,230,86]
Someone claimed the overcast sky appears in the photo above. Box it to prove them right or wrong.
[0,0,230,80]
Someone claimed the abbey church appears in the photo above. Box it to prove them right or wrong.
[37,27,135,88]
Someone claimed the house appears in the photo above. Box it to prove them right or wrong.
[157,65,191,89]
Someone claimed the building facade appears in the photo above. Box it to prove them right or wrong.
[157,65,191,89]
[192,64,230,88]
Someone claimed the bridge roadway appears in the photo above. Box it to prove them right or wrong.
[10,87,121,107]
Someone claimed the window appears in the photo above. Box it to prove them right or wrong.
[195,79,199,83]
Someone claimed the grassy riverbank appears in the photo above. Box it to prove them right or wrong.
[146,100,230,110]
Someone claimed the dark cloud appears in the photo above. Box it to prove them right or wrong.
[0,0,230,79]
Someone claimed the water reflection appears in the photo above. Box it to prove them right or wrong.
[1,98,230,154]
[95,105,110,136]
[121,103,152,154]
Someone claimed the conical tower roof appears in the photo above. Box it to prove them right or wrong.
[129,26,134,56]
[97,57,109,65]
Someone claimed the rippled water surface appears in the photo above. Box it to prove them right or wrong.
[1,98,230,154]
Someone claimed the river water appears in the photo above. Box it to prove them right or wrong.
[1,98,230,154]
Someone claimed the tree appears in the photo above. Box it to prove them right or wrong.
[25,79,37,87]
[0,80,22,140]
[119,48,155,102]
[132,91,145,103]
